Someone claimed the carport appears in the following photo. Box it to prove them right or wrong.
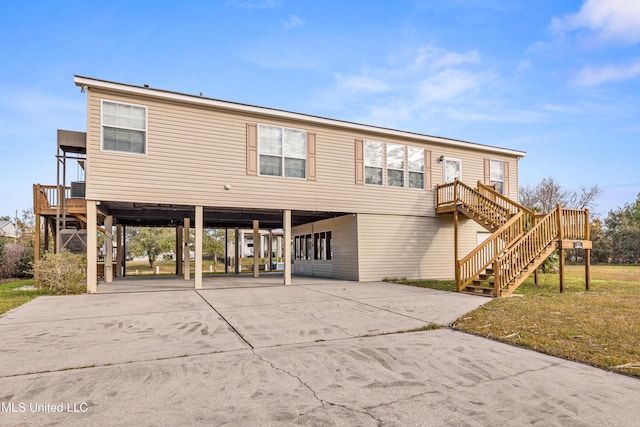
[86,200,349,293]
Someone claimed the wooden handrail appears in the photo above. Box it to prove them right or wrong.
[495,208,560,290]
[436,181,457,207]
[437,181,590,296]
[560,208,589,239]
[477,182,537,229]
[451,180,512,228]
[32,184,71,211]
[457,211,525,292]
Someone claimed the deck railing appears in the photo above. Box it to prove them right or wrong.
[33,184,71,211]
[457,211,525,292]
[494,206,589,292]
[476,182,537,230]
[437,179,512,228]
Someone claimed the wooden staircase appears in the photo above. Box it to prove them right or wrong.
[436,180,591,297]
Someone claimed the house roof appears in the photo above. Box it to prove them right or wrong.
[74,75,527,158]
[0,220,18,238]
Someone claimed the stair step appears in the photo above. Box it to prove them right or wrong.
[463,285,495,296]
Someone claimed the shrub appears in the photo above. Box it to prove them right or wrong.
[0,240,34,279]
[35,251,87,294]
[0,242,25,279]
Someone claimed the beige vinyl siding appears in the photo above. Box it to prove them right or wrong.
[356,214,482,282]
[85,88,520,215]
[291,214,358,281]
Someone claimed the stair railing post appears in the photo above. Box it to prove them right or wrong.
[454,209,461,292]
[556,204,565,293]
[453,178,458,204]
[585,209,590,291]
[494,259,500,297]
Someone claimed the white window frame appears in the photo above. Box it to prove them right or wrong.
[258,124,307,179]
[100,99,148,156]
[490,158,505,195]
[386,143,405,188]
[364,140,428,189]
[443,157,462,183]
[364,139,384,186]
[407,146,425,190]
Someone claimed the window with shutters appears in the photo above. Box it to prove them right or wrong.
[258,124,306,179]
[363,140,426,189]
[364,140,384,185]
[101,100,147,155]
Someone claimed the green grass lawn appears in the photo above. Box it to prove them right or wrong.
[397,265,640,377]
[0,279,58,315]
[124,258,277,275]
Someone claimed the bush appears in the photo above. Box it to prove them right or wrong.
[34,251,87,294]
[0,240,34,279]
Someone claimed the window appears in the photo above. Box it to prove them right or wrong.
[490,159,505,194]
[443,157,462,183]
[102,101,146,154]
[305,234,313,260]
[296,232,332,261]
[387,143,405,187]
[313,231,332,260]
[294,234,313,260]
[364,140,384,185]
[364,140,426,189]
[407,146,425,189]
[258,124,306,178]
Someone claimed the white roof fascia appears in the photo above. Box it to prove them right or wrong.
[74,76,526,158]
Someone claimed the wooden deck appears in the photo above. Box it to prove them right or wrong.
[33,184,87,217]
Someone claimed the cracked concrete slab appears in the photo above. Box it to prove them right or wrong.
[0,291,207,323]
[1,280,639,426]
[214,298,427,347]
[254,329,640,426]
[303,282,489,325]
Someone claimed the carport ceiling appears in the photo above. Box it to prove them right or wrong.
[98,201,348,228]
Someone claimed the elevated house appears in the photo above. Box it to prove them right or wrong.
[33,76,591,295]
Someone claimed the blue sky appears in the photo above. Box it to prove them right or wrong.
[1,0,639,218]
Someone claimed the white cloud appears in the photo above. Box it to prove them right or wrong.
[552,0,640,43]
[226,0,281,10]
[336,74,390,93]
[417,69,489,102]
[283,14,304,30]
[313,43,545,130]
[573,60,640,85]
[411,45,481,70]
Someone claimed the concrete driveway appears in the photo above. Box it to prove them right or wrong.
[1,280,638,426]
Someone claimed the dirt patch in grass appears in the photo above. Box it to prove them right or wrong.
[398,265,640,377]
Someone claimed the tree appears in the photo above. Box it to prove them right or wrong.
[127,227,174,268]
[519,177,602,269]
[519,177,602,213]
[589,218,610,263]
[203,229,226,271]
[0,209,35,278]
[604,193,640,264]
